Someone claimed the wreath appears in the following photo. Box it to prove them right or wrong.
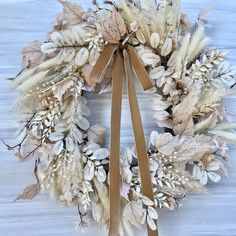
[7,0,236,235]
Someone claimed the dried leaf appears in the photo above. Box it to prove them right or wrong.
[84,163,95,181]
[58,0,84,25]
[72,26,87,45]
[65,136,74,152]
[78,116,90,130]
[41,42,58,54]
[149,66,164,80]
[21,41,46,68]
[208,172,221,183]
[97,168,107,182]
[150,33,160,48]
[147,206,158,220]
[141,52,160,65]
[161,38,172,56]
[53,140,64,155]
[100,10,127,43]
[93,148,109,160]
[75,47,89,67]
[88,124,106,146]
[15,183,40,200]
[123,201,145,228]
[147,214,157,231]
[142,196,154,206]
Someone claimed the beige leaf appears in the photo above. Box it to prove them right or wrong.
[89,47,100,66]
[72,26,87,45]
[58,0,84,25]
[21,41,46,68]
[136,30,146,44]
[161,38,172,56]
[15,183,40,200]
[149,66,164,80]
[88,124,106,146]
[174,117,194,136]
[75,47,89,66]
[141,52,160,65]
[41,42,58,54]
[100,10,127,43]
[150,33,160,48]
[50,31,64,46]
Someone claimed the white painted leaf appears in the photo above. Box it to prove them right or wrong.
[123,201,144,228]
[141,52,160,65]
[93,148,109,160]
[193,165,202,179]
[84,163,95,181]
[147,214,157,231]
[161,38,172,56]
[200,171,208,185]
[85,143,101,152]
[154,133,179,155]
[150,33,160,48]
[53,140,64,155]
[41,42,58,54]
[208,172,221,183]
[147,206,158,220]
[150,131,159,146]
[78,116,90,130]
[66,136,74,152]
[149,66,165,80]
[61,30,75,45]
[49,132,64,142]
[142,196,154,206]
[72,26,87,45]
[73,128,83,143]
[136,30,146,44]
[50,31,64,46]
[89,47,100,66]
[167,51,177,67]
[75,47,89,66]
[97,168,107,182]
[88,124,106,146]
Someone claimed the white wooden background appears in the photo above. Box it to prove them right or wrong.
[1,0,236,235]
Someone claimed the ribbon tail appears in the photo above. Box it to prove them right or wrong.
[109,50,123,236]
[127,45,153,91]
[88,44,118,87]
[123,49,159,236]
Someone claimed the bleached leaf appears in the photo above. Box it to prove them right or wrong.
[208,130,236,143]
[73,128,83,143]
[193,165,202,179]
[97,168,107,182]
[141,52,160,65]
[58,0,84,25]
[53,140,64,155]
[167,51,177,67]
[93,148,109,160]
[84,163,95,181]
[65,136,74,152]
[100,10,127,43]
[147,206,158,220]
[161,38,172,56]
[200,171,208,185]
[21,41,46,68]
[75,47,89,67]
[41,42,58,54]
[150,131,159,146]
[147,214,157,231]
[123,201,144,228]
[136,30,146,44]
[89,47,100,66]
[88,124,106,146]
[149,66,164,80]
[142,196,154,206]
[49,132,64,142]
[61,30,75,45]
[50,31,64,46]
[208,172,221,183]
[154,133,179,155]
[208,161,221,171]
[78,116,90,130]
[53,79,74,102]
[150,33,160,48]
[72,26,87,45]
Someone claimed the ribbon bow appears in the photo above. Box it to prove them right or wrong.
[89,43,159,236]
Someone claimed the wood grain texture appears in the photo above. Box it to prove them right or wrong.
[0,0,236,236]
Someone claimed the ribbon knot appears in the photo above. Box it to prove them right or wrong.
[89,43,158,236]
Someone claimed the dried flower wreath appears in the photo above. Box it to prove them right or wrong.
[7,0,236,235]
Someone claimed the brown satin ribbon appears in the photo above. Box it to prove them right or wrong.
[89,44,158,236]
